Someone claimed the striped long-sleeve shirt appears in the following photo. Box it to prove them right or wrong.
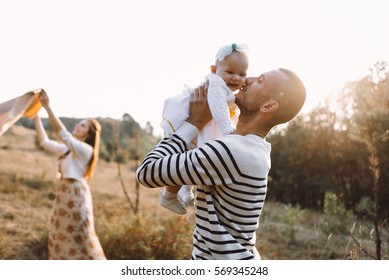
[136,122,271,260]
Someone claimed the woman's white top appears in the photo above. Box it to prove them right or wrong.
[40,128,92,182]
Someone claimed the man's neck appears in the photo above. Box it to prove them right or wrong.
[235,117,270,138]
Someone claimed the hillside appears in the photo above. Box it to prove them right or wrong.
[0,126,387,259]
[16,115,159,163]
[0,125,192,259]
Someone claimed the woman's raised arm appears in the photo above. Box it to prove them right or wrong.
[38,89,65,134]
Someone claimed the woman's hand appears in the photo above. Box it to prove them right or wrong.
[37,89,50,108]
[187,84,212,131]
[35,88,64,133]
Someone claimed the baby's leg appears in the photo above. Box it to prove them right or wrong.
[178,185,196,207]
[165,185,180,194]
[160,186,187,215]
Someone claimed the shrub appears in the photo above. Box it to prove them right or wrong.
[321,192,353,235]
[99,214,193,260]
[283,203,304,243]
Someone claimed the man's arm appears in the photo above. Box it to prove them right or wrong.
[136,86,230,188]
[186,85,212,131]
[136,121,240,188]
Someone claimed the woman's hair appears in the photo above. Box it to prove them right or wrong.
[84,118,101,180]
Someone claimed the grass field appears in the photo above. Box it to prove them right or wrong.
[1,126,387,260]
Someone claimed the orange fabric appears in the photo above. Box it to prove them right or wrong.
[23,94,42,118]
[229,108,236,118]
[0,91,42,136]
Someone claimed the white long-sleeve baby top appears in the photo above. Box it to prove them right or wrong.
[206,72,237,135]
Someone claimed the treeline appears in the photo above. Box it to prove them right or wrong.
[18,113,159,163]
[268,61,389,219]
[16,62,388,219]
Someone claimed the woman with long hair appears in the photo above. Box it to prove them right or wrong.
[34,89,105,260]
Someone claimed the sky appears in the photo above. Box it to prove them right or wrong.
[1,0,388,135]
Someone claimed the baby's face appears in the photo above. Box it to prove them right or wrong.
[215,52,248,92]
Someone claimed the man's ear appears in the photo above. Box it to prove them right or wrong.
[260,99,279,113]
[210,65,216,73]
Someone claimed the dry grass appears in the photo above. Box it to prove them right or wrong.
[1,126,387,260]
[0,125,195,260]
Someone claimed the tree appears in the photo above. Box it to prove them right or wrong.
[337,61,389,259]
[144,121,154,135]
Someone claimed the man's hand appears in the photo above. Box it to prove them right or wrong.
[187,84,212,131]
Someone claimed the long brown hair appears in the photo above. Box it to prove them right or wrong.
[84,118,101,180]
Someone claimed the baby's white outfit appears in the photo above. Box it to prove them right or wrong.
[159,73,239,214]
[161,72,238,146]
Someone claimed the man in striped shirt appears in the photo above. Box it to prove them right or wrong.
[136,68,306,260]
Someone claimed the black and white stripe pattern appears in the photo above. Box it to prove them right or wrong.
[137,130,271,260]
